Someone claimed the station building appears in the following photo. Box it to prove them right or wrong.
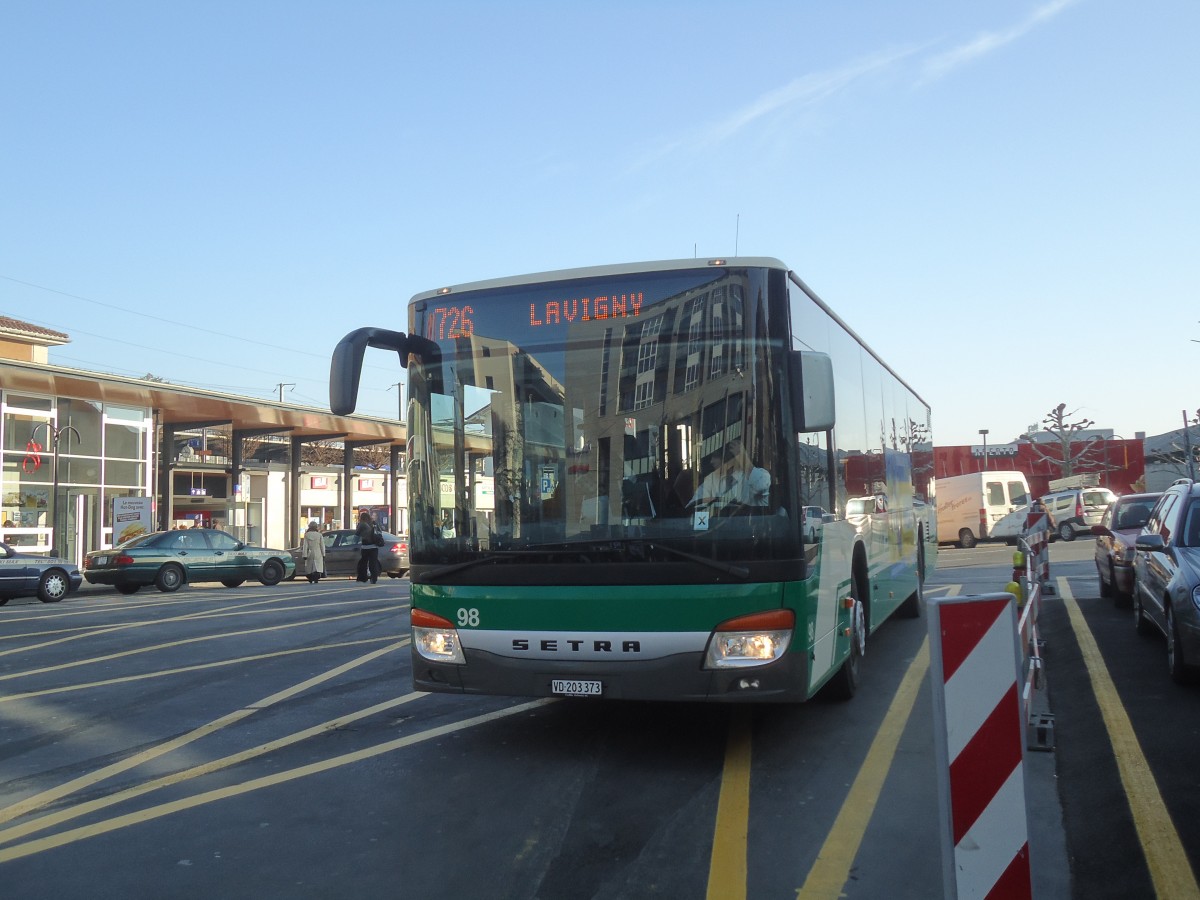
[0,315,406,562]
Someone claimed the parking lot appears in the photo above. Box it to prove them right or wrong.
[1,542,1197,898]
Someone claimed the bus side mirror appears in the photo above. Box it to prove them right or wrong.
[329,328,411,416]
[789,350,835,433]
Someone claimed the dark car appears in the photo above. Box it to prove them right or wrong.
[1092,492,1162,605]
[83,528,295,594]
[289,529,409,579]
[0,543,83,605]
[1132,480,1200,683]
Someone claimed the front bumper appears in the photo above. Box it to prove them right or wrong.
[411,645,812,703]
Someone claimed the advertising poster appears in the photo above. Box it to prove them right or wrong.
[112,497,154,545]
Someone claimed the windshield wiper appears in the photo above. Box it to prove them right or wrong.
[418,549,543,582]
[644,542,750,579]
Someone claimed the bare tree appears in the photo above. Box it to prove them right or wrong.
[1026,403,1102,478]
[354,444,392,470]
[296,441,395,470]
[301,441,346,467]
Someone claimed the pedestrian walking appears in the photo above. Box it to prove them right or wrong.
[301,521,326,584]
[355,510,382,583]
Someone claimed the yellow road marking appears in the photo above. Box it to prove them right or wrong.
[0,699,554,864]
[0,588,388,652]
[0,640,409,828]
[0,590,397,645]
[0,606,398,682]
[0,686,421,845]
[0,636,394,703]
[797,638,930,899]
[707,707,751,900]
[0,594,306,657]
[1059,578,1200,898]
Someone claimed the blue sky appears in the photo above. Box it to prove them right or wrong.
[2,0,1197,446]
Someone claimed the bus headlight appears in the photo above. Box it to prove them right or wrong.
[704,610,794,669]
[411,609,466,664]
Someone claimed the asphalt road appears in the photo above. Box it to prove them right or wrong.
[0,544,1195,898]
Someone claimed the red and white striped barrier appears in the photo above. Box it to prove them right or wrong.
[929,593,1033,900]
[1022,511,1051,595]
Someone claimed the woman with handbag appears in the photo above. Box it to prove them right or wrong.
[355,510,382,584]
[301,520,326,584]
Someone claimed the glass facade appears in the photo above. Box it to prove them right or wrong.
[1,391,152,557]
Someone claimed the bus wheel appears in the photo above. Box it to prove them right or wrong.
[824,599,864,701]
[897,541,924,618]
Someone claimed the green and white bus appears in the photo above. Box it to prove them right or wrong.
[331,257,934,703]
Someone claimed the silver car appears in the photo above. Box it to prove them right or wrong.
[1041,487,1117,541]
[290,529,409,579]
[1132,480,1200,683]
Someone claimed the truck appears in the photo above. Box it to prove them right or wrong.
[935,471,1031,548]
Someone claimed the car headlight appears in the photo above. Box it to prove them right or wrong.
[1114,544,1135,564]
[704,610,794,669]
[411,609,465,664]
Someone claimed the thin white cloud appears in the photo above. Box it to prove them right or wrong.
[919,0,1081,84]
[700,46,921,147]
[626,1,1080,174]
[627,46,921,172]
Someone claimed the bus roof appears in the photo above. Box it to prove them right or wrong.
[408,257,790,304]
[407,255,930,413]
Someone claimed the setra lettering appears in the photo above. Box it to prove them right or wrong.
[508,636,643,654]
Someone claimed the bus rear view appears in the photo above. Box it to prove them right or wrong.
[330,258,932,703]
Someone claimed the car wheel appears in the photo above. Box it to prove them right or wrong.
[259,560,284,586]
[36,569,70,603]
[1133,586,1153,636]
[0,597,9,607]
[221,578,246,588]
[1166,605,1196,685]
[1058,522,1075,542]
[115,583,141,595]
[155,564,185,593]
[957,528,977,549]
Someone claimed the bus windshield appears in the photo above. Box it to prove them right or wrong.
[404,265,800,581]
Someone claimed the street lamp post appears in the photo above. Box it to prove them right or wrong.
[30,422,82,559]
[979,429,990,471]
[1184,410,1197,482]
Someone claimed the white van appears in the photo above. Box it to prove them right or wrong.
[935,471,1031,548]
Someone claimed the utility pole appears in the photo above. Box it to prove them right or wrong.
[388,382,405,421]
[276,383,295,402]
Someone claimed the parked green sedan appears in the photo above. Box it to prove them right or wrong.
[84,528,295,594]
